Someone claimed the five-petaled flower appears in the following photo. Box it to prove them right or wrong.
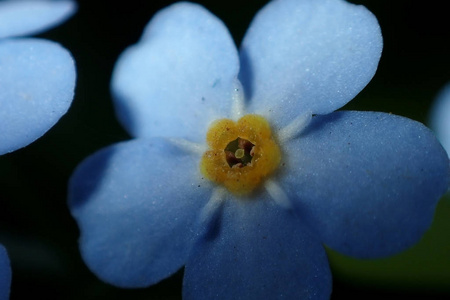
[0,245,11,300]
[0,0,76,155]
[69,0,450,299]
[0,0,76,297]
[429,83,450,158]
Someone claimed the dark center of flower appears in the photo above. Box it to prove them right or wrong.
[224,137,255,168]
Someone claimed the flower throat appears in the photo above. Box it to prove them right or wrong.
[200,114,281,195]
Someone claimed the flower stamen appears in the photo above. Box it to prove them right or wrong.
[224,137,255,167]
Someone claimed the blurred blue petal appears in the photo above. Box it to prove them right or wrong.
[429,83,450,156]
[0,38,76,155]
[111,2,239,141]
[69,138,213,287]
[183,197,331,300]
[240,0,382,128]
[0,245,11,300]
[280,111,450,258]
[0,0,76,39]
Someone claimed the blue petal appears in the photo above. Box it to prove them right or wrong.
[279,111,450,258]
[111,2,239,141]
[183,196,331,300]
[0,245,11,300]
[68,138,213,288]
[0,0,76,39]
[0,38,76,155]
[240,0,382,128]
[429,83,450,157]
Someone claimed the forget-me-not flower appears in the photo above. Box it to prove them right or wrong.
[69,0,450,298]
[0,245,11,300]
[0,0,77,155]
[1,0,76,297]
[429,83,450,157]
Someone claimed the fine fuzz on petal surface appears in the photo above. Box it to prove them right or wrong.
[0,245,11,300]
[280,111,450,258]
[183,197,332,300]
[111,2,239,141]
[68,138,213,288]
[0,0,76,39]
[240,0,382,128]
[0,38,76,155]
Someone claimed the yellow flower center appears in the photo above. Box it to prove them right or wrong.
[200,114,281,195]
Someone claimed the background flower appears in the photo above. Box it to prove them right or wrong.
[0,0,449,299]
[0,245,11,300]
[0,0,77,155]
[0,0,76,298]
[429,83,450,157]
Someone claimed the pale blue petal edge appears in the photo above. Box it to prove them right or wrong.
[0,245,11,300]
[68,138,213,288]
[183,196,332,300]
[111,2,239,142]
[429,83,450,157]
[240,0,382,129]
[0,38,76,155]
[0,0,76,39]
[279,111,450,258]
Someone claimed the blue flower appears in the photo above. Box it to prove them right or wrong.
[1,1,76,297]
[0,245,11,300]
[0,0,77,155]
[429,83,450,157]
[69,0,450,299]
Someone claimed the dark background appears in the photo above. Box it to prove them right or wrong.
[1,0,449,299]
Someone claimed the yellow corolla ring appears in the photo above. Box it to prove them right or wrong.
[200,114,281,196]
